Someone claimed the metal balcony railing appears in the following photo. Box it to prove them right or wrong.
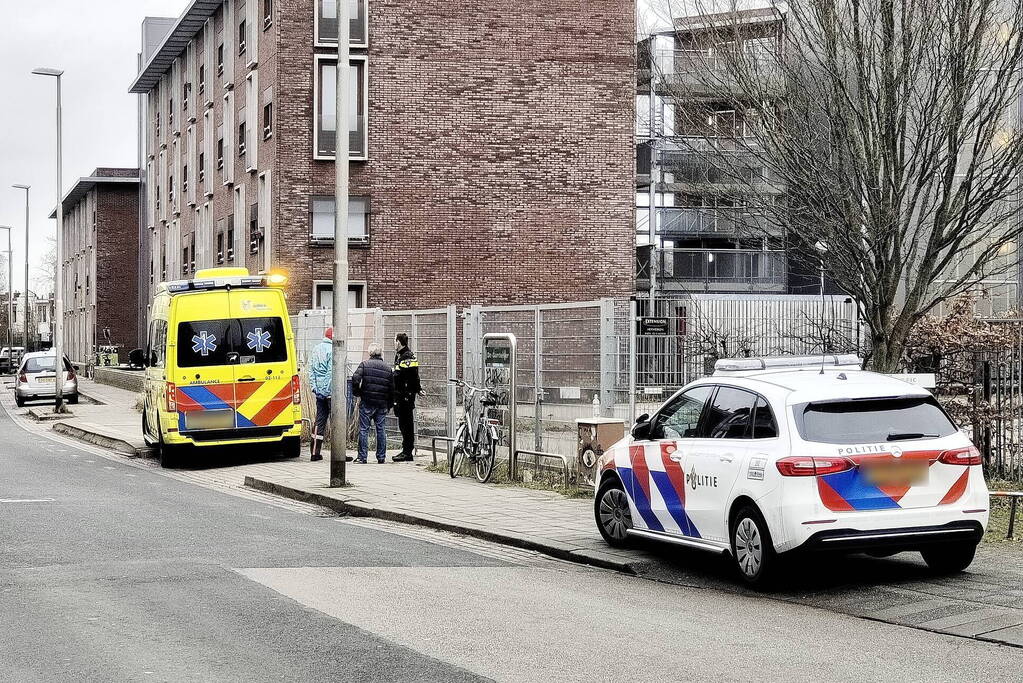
[645,48,782,92]
[636,247,787,290]
[636,207,773,237]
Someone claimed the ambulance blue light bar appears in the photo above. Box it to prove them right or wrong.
[713,355,862,375]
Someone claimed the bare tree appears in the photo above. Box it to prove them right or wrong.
[652,0,1023,371]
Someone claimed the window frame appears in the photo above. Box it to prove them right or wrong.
[312,53,369,161]
[314,0,369,48]
[309,195,370,244]
[652,385,716,440]
[702,385,760,440]
[312,280,367,309]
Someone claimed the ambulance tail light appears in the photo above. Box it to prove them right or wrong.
[291,375,301,405]
[938,446,982,466]
[166,383,177,412]
[776,456,854,477]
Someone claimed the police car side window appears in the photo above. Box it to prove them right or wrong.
[752,397,778,439]
[657,385,714,439]
[705,386,757,439]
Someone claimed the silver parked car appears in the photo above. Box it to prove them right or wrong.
[14,351,79,407]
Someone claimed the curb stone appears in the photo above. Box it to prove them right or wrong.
[243,475,645,575]
[52,422,154,458]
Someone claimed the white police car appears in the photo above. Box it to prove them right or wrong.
[594,355,989,586]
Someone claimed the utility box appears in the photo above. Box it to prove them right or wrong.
[576,418,625,487]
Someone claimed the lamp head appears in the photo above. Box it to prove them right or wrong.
[12,184,30,190]
[31,67,63,77]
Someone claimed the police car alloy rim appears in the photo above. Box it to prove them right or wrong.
[735,518,763,577]
[599,488,631,540]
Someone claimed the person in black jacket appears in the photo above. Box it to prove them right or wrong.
[392,332,422,462]
[351,343,394,464]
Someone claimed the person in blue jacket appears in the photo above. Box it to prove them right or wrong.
[307,326,353,462]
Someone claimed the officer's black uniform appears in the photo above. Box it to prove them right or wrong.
[393,345,421,461]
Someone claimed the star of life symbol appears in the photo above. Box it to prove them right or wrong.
[246,328,272,353]
[191,331,218,357]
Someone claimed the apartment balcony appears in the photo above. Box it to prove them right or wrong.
[638,49,782,97]
[635,207,776,239]
[647,137,784,194]
[636,246,787,293]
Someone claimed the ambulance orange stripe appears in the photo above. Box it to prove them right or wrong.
[234,382,264,404]
[250,384,295,426]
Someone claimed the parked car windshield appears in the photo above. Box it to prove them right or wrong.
[794,396,957,444]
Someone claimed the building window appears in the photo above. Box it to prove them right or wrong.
[183,81,191,113]
[182,247,189,275]
[217,232,225,264]
[238,121,247,156]
[262,101,273,139]
[217,44,225,75]
[217,137,224,169]
[198,153,205,183]
[182,164,189,193]
[310,196,369,242]
[155,111,161,139]
[168,175,175,204]
[226,221,235,261]
[238,19,247,54]
[313,282,365,309]
[263,0,273,28]
[198,64,206,95]
[190,234,196,273]
[168,100,174,128]
[249,203,260,253]
[314,56,367,159]
[316,0,367,46]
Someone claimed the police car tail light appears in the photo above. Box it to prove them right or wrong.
[776,456,853,476]
[291,375,301,405]
[937,446,982,466]
[166,383,177,412]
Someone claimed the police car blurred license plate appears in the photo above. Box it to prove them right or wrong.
[185,410,235,431]
[864,461,928,486]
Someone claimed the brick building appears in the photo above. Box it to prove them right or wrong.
[131,0,635,315]
[51,168,142,362]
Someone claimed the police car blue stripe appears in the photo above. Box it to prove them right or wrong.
[617,467,664,532]
[649,470,698,537]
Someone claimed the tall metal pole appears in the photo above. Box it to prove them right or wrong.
[647,38,658,308]
[0,227,12,370]
[13,186,30,353]
[33,67,65,412]
[329,3,351,487]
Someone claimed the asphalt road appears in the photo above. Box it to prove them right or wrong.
[2,406,1021,682]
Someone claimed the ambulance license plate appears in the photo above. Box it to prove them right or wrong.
[185,410,235,431]
[863,461,928,486]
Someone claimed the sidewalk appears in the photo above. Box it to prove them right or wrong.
[54,378,151,456]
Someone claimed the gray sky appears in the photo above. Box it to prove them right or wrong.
[0,0,186,294]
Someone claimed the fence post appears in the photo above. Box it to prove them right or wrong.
[599,298,615,417]
[446,304,457,438]
[534,307,543,451]
[629,298,637,425]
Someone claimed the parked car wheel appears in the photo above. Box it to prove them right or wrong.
[15,395,25,408]
[595,478,633,548]
[730,505,777,588]
[921,542,978,574]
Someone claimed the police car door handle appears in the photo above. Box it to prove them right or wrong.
[669,452,684,462]
[719,455,734,463]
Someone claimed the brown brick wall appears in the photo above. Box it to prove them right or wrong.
[95,185,141,351]
[144,0,636,314]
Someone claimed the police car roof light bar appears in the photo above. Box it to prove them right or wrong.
[713,354,862,375]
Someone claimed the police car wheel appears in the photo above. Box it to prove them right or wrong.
[731,506,776,587]
[921,542,977,574]
[595,479,633,547]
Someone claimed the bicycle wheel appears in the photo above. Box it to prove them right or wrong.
[474,434,496,483]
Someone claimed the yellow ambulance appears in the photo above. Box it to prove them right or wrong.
[142,267,303,467]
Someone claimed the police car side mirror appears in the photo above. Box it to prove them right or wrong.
[631,419,653,441]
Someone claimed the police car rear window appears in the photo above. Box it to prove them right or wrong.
[177,317,288,367]
[794,396,956,445]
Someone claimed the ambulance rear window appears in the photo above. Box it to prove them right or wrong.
[177,317,288,367]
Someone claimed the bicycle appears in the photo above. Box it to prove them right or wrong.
[448,378,503,482]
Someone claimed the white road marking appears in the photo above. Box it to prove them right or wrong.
[0,498,55,503]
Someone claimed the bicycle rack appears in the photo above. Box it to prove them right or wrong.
[430,435,457,467]
[515,449,570,487]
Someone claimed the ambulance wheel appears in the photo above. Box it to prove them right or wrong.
[159,444,185,469]
[730,505,776,588]
[595,478,633,548]
[282,437,301,458]
[921,542,977,574]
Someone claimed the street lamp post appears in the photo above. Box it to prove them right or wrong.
[32,67,65,413]
[13,185,30,353]
[0,226,13,371]
[329,1,351,487]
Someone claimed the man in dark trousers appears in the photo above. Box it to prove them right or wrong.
[392,332,421,462]
[351,343,394,464]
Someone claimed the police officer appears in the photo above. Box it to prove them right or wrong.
[392,332,421,462]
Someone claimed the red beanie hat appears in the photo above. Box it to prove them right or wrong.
[325,326,334,340]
